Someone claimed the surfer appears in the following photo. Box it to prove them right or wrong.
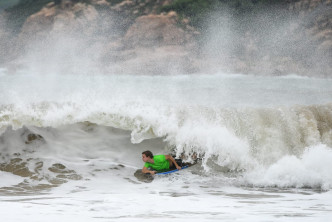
[142,150,182,175]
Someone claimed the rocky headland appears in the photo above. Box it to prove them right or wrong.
[0,0,331,76]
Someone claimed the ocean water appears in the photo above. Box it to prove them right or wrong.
[0,69,332,221]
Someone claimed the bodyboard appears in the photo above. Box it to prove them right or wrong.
[156,165,189,175]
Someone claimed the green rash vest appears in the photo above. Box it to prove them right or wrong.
[144,155,170,171]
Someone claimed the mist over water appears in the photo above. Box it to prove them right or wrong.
[1,0,331,76]
[202,4,331,76]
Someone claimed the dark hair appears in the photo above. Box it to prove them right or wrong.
[142,150,153,158]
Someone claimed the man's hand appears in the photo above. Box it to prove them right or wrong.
[142,167,157,175]
[176,165,181,170]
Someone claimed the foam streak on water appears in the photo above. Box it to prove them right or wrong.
[1,70,332,221]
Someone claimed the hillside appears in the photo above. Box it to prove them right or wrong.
[0,0,331,76]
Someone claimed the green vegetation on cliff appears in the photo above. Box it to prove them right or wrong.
[160,0,212,29]
[4,0,291,34]
[0,0,20,11]
[5,0,53,33]
[160,0,289,29]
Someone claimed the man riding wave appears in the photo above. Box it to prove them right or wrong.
[141,150,181,175]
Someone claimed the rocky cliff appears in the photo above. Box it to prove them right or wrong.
[0,0,331,76]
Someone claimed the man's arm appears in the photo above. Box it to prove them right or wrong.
[165,155,181,170]
[142,167,157,175]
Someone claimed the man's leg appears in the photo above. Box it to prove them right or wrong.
[167,158,182,169]
[168,159,173,168]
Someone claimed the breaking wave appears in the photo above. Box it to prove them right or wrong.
[1,71,332,191]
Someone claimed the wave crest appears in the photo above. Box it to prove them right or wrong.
[1,101,332,189]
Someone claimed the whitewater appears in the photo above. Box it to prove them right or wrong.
[0,69,332,221]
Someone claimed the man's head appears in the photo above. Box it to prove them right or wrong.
[142,150,153,162]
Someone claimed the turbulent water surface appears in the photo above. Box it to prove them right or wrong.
[0,69,332,221]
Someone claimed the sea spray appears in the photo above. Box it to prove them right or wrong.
[243,144,332,189]
[1,72,332,189]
